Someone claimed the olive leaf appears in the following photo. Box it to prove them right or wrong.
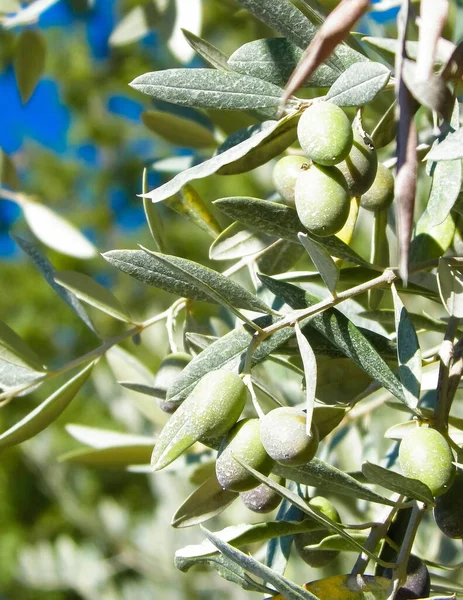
[294,323,316,435]
[142,110,217,149]
[167,184,221,238]
[0,148,19,189]
[362,462,435,505]
[13,29,46,103]
[426,126,463,162]
[0,320,44,372]
[438,258,463,318]
[142,167,166,252]
[209,222,275,261]
[181,28,230,70]
[298,232,339,295]
[325,62,391,107]
[58,444,154,468]
[109,3,160,47]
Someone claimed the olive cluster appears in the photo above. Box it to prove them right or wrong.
[273,102,394,237]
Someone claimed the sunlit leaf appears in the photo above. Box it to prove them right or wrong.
[295,323,316,435]
[0,320,44,372]
[209,222,275,261]
[298,232,339,295]
[109,3,160,46]
[325,62,390,107]
[362,462,435,505]
[181,28,230,69]
[438,258,463,318]
[167,184,221,238]
[58,443,154,467]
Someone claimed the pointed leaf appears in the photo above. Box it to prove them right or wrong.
[372,100,397,149]
[109,3,160,46]
[438,258,463,318]
[0,362,45,397]
[391,284,421,409]
[312,405,346,441]
[209,222,275,261]
[130,69,289,115]
[0,362,94,450]
[425,159,462,229]
[142,110,217,149]
[0,148,19,189]
[167,184,221,238]
[325,62,390,107]
[55,271,132,323]
[295,323,316,435]
[14,29,46,103]
[65,424,154,449]
[171,475,238,528]
[257,240,304,276]
[181,28,230,70]
[426,126,463,161]
[362,462,435,505]
[298,232,339,295]
[59,443,154,467]
[0,320,44,371]
[214,197,370,267]
[361,36,453,65]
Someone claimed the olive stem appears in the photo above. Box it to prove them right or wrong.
[385,501,425,600]
[434,316,460,433]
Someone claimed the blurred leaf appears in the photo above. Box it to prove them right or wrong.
[426,126,463,162]
[312,405,346,440]
[402,58,453,120]
[325,62,390,107]
[109,2,160,46]
[410,211,455,265]
[0,0,20,12]
[214,197,370,267]
[166,184,221,238]
[228,38,338,88]
[201,527,319,600]
[0,320,44,371]
[209,222,275,261]
[295,323,316,434]
[361,36,453,65]
[2,0,62,28]
[257,240,304,276]
[166,0,201,64]
[106,346,153,385]
[13,29,46,103]
[0,361,45,396]
[384,420,416,441]
[55,270,132,323]
[0,361,94,450]
[171,475,238,528]
[59,443,153,467]
[391,284,421,409]
[216,111,300,175]
[0,149,19,189]
[142,110,217,149]
[181,28,230,69]
[141,119,296,203]
[142,167,167,252]
[372,100,397,148]
[12,235,96,334]
[298,232,339,295]
[65,424,154,448]
[130,69,288,115]
[118,381,164,399]
[362,462,435,505]
[300,532,368,553]
[360,309,449,334]
[438,258,463,318]
[16,197,97,259]
[104,248,273,315]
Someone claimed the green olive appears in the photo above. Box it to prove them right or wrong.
[336,130,377,197]
[383,555,430,600]
[151,370,247,471]
[360,163,394,212]
[399,426,455,497]
[297,102,353,166]
[240,475,284,513]
[434,470,463,538]
[272,155,308,206]
[295,163,350,237]
[260,407,319,466]
[154,352,192,413]
[294,496,341,568]
[216,418,274,492]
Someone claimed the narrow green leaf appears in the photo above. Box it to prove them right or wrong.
[438,258,463,318]
[2,0,61,28]
[312,406,346,441]
[360,309,449,334]
[65,424,154,449]
[142,110,217,149]
[362,462,435,505]
[142,167,166,252]
[130,69,288,115]
[410,211,456,265]
[201,526,319,600]
[171,476,238,528]
[13,29,46,103]
[361,36,453,66]
[214,197,370,267]
[402,59,453,120]
[391,284,421,409]
[12,235,96,334]
[181,28,230,70]
[216,111,300,176]
[295,323,316,435]
[0,148,19,189]
[274,458,394,506]
[0,320,44,371]
[141,119,294,204]
[209,222,275,261]
[118,381,164,399]
[0,362,94,450]
[167,184,221,238]
[426,126,463,162]
[325,62,390,107]
[371,100,397,149]
[257,240,304,276]
[58,443,154,467]
[298,232,339,295]
[0,0,20,12]
[55,271,132,323]
[0,362,45,396]
[427,158,462,226]
[109,3,160,46]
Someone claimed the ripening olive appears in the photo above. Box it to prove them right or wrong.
[240,475,284,513]
[434,470,463,539]
[294,163,350,237]
[294,496,341,568]
[260,407,319,466]
[151,370,247,471]
[297,102,353,166]
[154,352,192,413]
[360,163,394,212]
[336,130,378,197]
[399,426,455,497]
[216,418,274,492]
[272,155,308,206]
[383,555,430,600]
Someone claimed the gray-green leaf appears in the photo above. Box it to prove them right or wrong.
[325,62,390,107]
[142,110,217,149]
[362,462,435,505]
[438,258,463,318]
[209,221,275,261]
[298,232,339,295]
[0,320,44,371]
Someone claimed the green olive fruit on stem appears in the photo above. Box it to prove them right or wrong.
[272,155,308,206]
[383,555,430,600]
[294,496,341,568]
[434,469,463,538]
[260,407,319,466]
[399,426,455,497]
[297,102,353,166]
[360,163,394,212]
[216,418,274,492]
[154,352,192,413]
[295,163,350,237]
[336,129,377,197]
[151,370,247,471]
[240,475,284,513]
